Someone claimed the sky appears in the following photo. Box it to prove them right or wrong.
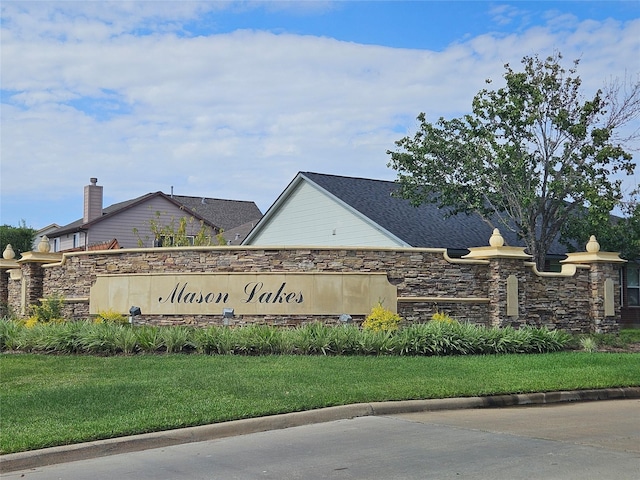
[1,0,639,230]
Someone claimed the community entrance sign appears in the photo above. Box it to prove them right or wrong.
[90,272,397,315]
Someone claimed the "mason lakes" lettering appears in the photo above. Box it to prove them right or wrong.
[158,281,304,305]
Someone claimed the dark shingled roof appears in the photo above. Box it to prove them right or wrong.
[301,172,568,255]
[221,220,261,245]
[171,195,262,232]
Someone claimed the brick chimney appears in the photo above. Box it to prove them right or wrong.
[83,177,103,224]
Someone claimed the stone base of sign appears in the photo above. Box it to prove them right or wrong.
[3,232,626,333]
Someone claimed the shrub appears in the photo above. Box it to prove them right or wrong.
[288,323,334,355]
[36,321,84,353]
[24,316,39,328]
[362,302,402,332]
[114,326,138,354]
[137,326,164,353]
[231,324,286,355]
[579,336,598,353]
[430,311,458,324]
[77,322,118,354]
[193,326,238,355]
[30,294,65,324]
[0,318,573,356]
[0,319,20,350]
[94,309,128,325]
[160,326,196,353]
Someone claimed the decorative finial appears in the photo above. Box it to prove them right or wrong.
[3,244,16,260]
[586,235,600,253]
[37,235,51,253]
[489,228,505,247]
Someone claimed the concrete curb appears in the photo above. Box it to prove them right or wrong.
[2,387,639,473]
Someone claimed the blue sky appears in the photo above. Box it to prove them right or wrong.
[1,1,639,231]
[189,1,638,48]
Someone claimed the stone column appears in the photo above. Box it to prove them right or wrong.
[16,236,63,318]
[0,245,20,317]
[561,236,626,334]
[463,229,531,327]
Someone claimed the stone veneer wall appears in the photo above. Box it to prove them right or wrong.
[0,245,615,333]
[517,266,593,332]
[40,247,490,327]
[0,271,9,317]
[7,273,22,316]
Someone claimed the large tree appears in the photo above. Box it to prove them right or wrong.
[388,53,639,270]
[0,221,37,258]
[561,194,640,262]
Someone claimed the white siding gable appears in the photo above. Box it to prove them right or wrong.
[248,180,403,247]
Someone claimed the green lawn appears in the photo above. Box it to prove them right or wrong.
[1,352,639,454]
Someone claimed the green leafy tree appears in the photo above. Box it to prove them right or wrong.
[562,194,640,261]
[0,221,37,257]
[388,53,639,270]
[215,229,228,246]
[134,210,215,247]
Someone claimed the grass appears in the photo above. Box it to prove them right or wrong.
[1,352,639,454]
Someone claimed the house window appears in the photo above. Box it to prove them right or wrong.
[627,265,640,307]
[73,233,81,248]
[53,238,59,252]
[546,259,563,273]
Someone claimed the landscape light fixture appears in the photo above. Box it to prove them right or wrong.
[129,306,141,325]
[222,308,235,326]
[339,313,352,324]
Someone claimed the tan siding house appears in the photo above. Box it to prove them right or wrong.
[47,178,262,251]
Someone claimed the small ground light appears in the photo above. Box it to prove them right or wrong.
[129,306,141,325]
[222,308,234,326]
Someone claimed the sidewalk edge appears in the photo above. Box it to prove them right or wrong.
[2,387,639,473]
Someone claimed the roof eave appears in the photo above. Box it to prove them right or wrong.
[243,172,411,247]
[50,192,222,237]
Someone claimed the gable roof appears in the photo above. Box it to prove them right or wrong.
[50,192,262,237]
[32,223,61,249]
[171,195,262,232]
[244,171,569,255]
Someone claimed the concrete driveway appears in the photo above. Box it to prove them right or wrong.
[2,399,638,480]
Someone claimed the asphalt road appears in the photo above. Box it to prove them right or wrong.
[3,399,639,480]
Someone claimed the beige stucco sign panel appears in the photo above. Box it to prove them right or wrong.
[90,273,397,315]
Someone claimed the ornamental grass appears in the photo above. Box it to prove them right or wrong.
[0,319,572,356]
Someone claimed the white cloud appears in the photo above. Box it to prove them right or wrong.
[488,4,528,27]
[1,2,639,227]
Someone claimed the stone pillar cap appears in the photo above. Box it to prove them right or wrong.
[0,244,20,269]
[489,228,504,247]
[38,236,51,253]
[17,250,63,264]
[3,244,16,260]
[463,229,531,260]
[562,235,626,264]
